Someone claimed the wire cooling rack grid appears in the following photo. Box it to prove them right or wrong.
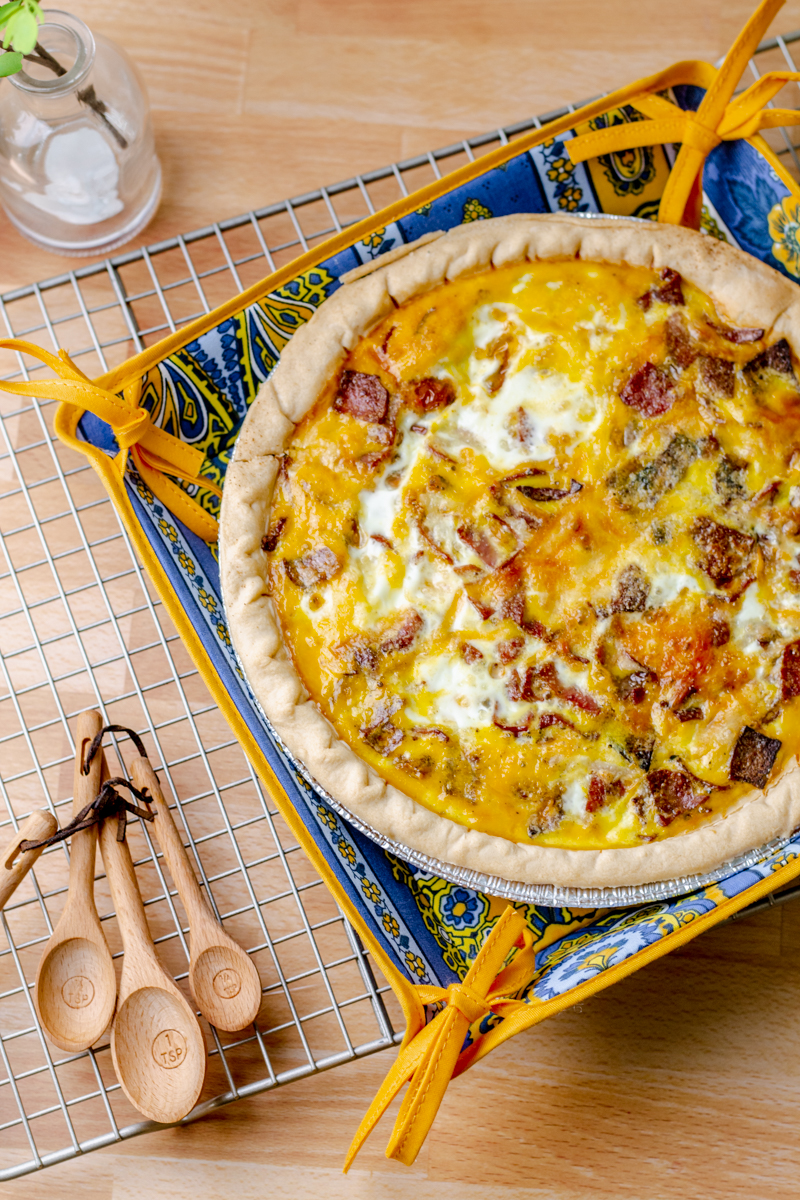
[2,28,800,1183]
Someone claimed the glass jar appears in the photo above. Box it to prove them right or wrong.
[0,9,161,255]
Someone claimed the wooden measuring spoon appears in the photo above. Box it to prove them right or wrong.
[0,809,58,910]
[98,775,206,1124]
[130,757,262,1032]
[34,710,117,1053]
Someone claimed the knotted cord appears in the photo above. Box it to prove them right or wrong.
[19,724,155,850]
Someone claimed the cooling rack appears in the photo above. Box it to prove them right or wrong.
[3,26,800,1183]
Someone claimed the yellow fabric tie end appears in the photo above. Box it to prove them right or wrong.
[565,0,800,229]
[0,339,220,542]
[343,906,537,1173]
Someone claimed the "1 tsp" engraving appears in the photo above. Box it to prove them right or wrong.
[151,1028,188,1069]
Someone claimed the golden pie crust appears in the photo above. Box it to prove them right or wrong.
[219,214,800,888]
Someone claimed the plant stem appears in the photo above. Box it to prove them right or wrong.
[5,39,130,150]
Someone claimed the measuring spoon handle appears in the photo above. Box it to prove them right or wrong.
[68,710,105,903]
[129,758,216,939]
[0,810,58,910]
[98,811,156,960]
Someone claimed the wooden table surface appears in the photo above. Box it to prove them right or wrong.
[4,1,800,1196]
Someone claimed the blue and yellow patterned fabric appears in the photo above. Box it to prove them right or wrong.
[72,87,800,1028]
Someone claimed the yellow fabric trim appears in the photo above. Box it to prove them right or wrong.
[567,0,799,227]
[343,907,537,1170]
[0,340,221,542]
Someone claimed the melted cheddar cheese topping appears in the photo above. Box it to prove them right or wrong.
[267,258,800,849]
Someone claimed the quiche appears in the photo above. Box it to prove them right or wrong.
[220,215,800,888]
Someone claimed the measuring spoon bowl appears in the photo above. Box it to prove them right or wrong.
[35,711,116,1052]
[190,942,262,1031]
[37,937,117,1054]
[112,986,206,1124]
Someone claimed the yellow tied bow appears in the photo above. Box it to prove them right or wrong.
[566,0,800,227]
[344,905,537,1171]
[0,340,221,542]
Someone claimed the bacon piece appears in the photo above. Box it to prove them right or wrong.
[411,726,449,743]
[284,546,340,588]
[516,479,582,502]
[710,616,730,647]
[610,564,651,613]
[655,267,685,306]
[428,443,456,465]
[261,517,287,553]
[637,268,686,310]
[457,516,517,570]
[699,355,735,398]
[753,479,782,508]
[334,370,389,422]
[616,670,650,704]
[378,610,423,654]
[527,662,601,714]
[358,449,393,470]
[691,517,756,587]
[745,338,796,387]
[539,712,575,731]
[506,668,532,703]
[586,776,606,814]
[497,637,524,665]
[665,313,696,368]
[676,706,703,722]
[501,592,549,639]
[461,643,483,664]
[610,433,698,511]
[501,468,547,483]
[493,714,531,736]
[648,768,700,825]
[408,377,456,412]
[713,323,764,344]
[781,639,800,699]
[587,777,625,811]
[490,483,544,533]
[467,595,494,620]
[620,362,676,418]
[410,423,428,434]
[484,333,514,395]
[730,725,781,788]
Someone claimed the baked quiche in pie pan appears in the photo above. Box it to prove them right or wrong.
[219,214,800,889]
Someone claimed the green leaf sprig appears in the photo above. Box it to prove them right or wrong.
[0,1,43,78]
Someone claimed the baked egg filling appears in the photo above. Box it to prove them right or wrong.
[265,258,800,849]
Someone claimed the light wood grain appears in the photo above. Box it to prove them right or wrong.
[0,810,58,909]
[98,779,207,1126]
[4,2,800,1196]
[33,710,117,1054]
[129,757,262,1033]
